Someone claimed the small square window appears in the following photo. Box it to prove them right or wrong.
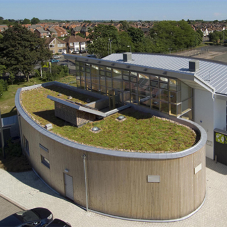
[41,155,50,169]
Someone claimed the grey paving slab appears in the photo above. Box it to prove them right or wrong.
[0,196,23,220]
[0,158,227,227]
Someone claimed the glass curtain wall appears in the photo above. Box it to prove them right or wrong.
[75,60,193,119]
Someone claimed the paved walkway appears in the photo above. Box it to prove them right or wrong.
[0,158,227,227]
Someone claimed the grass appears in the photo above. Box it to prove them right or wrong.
[0,75,77,118]
[21,85,197,153]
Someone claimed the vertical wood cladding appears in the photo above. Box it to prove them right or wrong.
[20,116,206,220]
[55,102,96,127]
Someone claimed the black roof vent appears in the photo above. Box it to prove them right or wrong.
[123,52,132,62]
[189,60,199,72]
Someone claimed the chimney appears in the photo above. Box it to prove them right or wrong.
[189,60,199,72]
[123,52,132,62]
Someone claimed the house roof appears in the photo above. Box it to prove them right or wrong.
[45,37,66,45]
[64,35,86,43]
[35,28,49,33]
[103,53,227,95]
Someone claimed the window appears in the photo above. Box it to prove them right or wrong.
[58,44,65,47]
[41,155,50,168]
[23,135,29,155]
[49,44,54,48]
[39,144,49,152]
[70,43,73,46]
[58,49,63,53]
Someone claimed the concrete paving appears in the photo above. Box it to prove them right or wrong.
[0,158,227,227]
[0,196,23,220]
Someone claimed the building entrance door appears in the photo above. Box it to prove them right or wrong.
[64,173,74,201]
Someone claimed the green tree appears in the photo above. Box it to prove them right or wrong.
[0,24,52,81]
[127,27,144,44]
[21,18,31,24]
[31,17,40,25]
[0,65,6,76]
[87,24,119,58]
[150,20,197,53]
[117,31,134,52]
[76,33,85,38]
[8,72,15,85]
[119,20,130,31]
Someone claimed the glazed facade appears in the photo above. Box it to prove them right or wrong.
[75,61,193,119]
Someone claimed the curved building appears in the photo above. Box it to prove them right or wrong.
[15,53,216,221]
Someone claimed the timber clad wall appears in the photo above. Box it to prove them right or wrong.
[55,102,96,126]
[20,115,206,220]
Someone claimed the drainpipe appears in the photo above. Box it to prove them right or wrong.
[0,109,5,159]
[83,154,89,211]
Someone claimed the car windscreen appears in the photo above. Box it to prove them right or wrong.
[15,210,39,222]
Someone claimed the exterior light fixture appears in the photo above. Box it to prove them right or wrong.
[91,127,101,132]
[117,115,125,120]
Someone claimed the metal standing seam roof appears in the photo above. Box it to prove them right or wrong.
[103,53,227,95]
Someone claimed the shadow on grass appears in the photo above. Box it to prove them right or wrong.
[118,107,153,120]
[43,84,97,103]
[33,110,65,127]
[1,106,17,118]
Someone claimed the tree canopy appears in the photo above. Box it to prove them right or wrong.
[87,24,119,58]
[0,24,52,81]
[86,20,203,57]
[209,30,227,44]
[150,20,198,52]
[21,18,31,24]
[31,17,40,25]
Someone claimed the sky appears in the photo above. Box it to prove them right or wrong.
[0,0,227,21]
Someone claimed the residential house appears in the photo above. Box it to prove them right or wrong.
[34,28,50,38]
[80,24,96,37]
[47,28,58,38]
[71,26,82,36]
[64,36,86,53]
[0,25,8,32]
[53,26,68,37]
[45,37,67,54]
[140,27,150,35]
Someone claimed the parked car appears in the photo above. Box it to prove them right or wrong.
[53,55,61,59]
[71,51,79,54]
[86,54,97,58]
[50,59,60,63]
[0,207,53,227]
[45,219,71,227]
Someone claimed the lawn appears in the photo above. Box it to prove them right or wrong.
[21,85,197,153]
[0,75,77,118]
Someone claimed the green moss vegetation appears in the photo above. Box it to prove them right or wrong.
[0,76,77,118]
[21,86,197,153]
